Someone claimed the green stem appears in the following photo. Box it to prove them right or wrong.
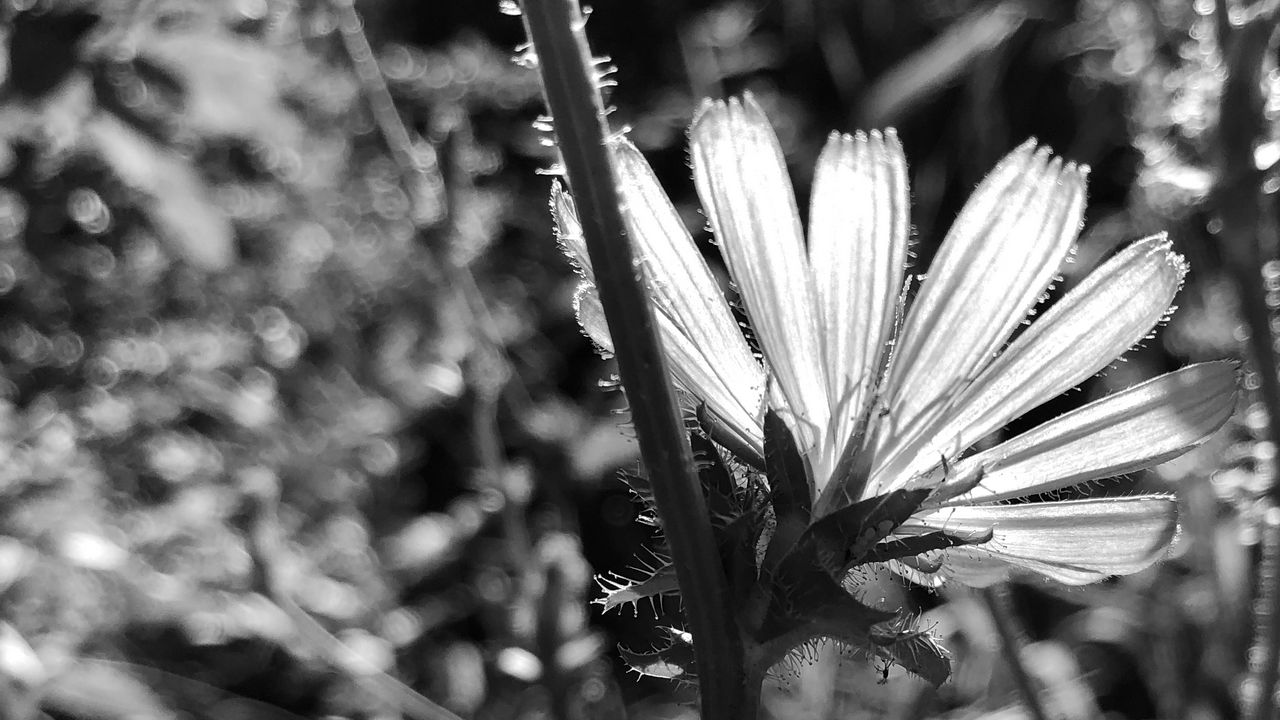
[1213,14,1280,720]
[519,1,748,717]
[981,586,1050,720]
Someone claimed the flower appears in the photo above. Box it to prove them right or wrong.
[555,95,1237,588]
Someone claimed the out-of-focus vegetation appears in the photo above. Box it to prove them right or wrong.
[0,0,1270,718]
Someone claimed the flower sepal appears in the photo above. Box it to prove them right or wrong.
[618,627,697,682]
[602,422,960,686]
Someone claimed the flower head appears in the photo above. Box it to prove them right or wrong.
[557,95,1236,588]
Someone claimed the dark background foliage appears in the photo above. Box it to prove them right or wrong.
[0,0,1263,718]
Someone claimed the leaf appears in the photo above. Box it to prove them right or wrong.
[41,659,179,720]
[803,488,932,577]
[617,468,655,508]
[689,432,765,599]
[690,431,739,526]
[751,583,897,672]
[595,558,679,614]
[136,27,302,149]
[61,659,312,720]
[763,410,812,524]
[861,527,994,565]
[85,113,234,270]
[696,401,765,470]
[618,628,697,681]
[855,0,1029,127]
[871,617,952,687]
[797,588,897,635]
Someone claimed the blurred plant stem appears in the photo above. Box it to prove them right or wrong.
[331,0,592,712]
[519,0,751,717]
[245,473,467,720]
[330,0,533,568]
[1212,7,1280,720]
[981,586,1050,720]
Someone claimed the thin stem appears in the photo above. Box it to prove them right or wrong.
[520,1,748,717]
[329,0,534,572]
[1214,13,1280,720]
[981,586,1051,720]
[332,0,441,224]
[1253,514,1280,720]
[244,477,467,720]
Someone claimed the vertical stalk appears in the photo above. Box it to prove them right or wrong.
[1213,13,1280,720]
[332,0,440,225]
[1252,514,1280,720]
[519,1,748,718]
[981,586,1050,720]
[331,0,535,571]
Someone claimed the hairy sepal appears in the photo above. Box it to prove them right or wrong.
[619,627,697,681]
[803,488,933,578]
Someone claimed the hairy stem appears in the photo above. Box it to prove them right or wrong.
[520,1,749,717]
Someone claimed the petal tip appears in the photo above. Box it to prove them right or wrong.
[1132,233,1188,279]
[988,137,1049,179]
[881,127,905,154]
[691,97,724,129]
[691,94,771,142]
[1010,137,1040,161]
[1063,160,1091,182]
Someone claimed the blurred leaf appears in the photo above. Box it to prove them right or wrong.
[85,112,234,270]
[856,0,1030,127]
[41,659,177,720]
[1022,641,1102,720]
[72,659,313,720]
[134,26,301,149]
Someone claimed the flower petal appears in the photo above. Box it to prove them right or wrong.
[691,96,829,451]
[875,234,1187,485]
[808,130,909,457]
[611,139,766,430]
[905,496,1179,586]
[940,362,1237,503]
[884,141,1086,445]
[575,284,765,454]
[557,145,768,455]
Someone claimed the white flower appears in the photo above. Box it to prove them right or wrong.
[556,95,1237,587]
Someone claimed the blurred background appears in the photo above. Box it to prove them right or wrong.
[0,0,1269,718]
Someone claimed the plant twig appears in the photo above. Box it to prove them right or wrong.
[519,0,749,717]
[981,586,1051,720]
